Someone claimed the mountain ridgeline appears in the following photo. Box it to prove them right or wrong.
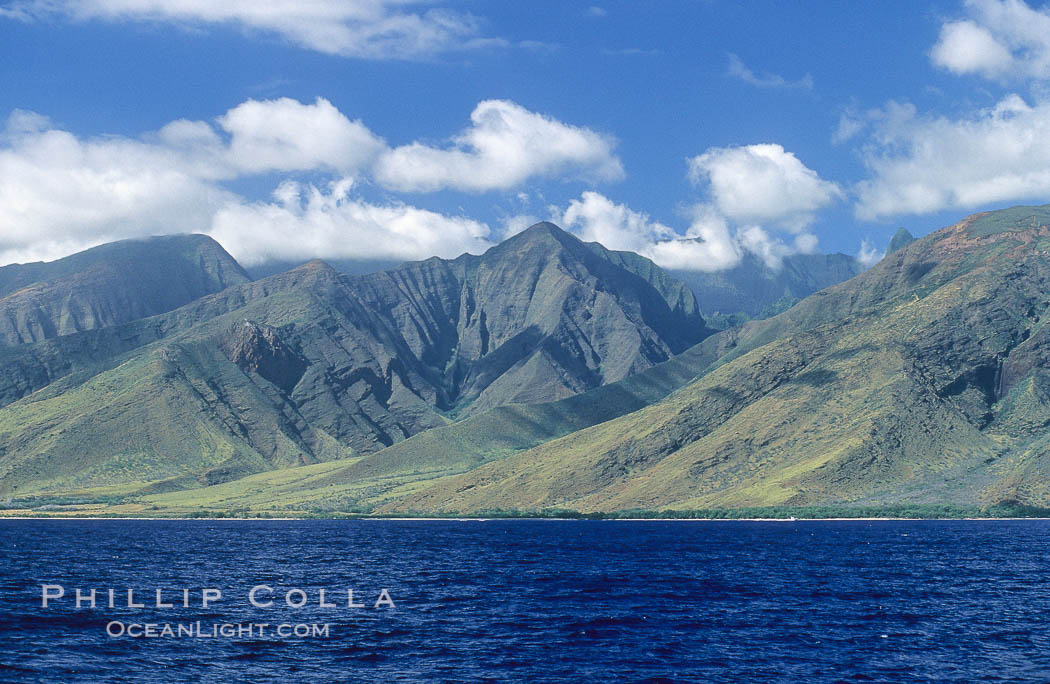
[0,235,251,346]
[0,223,711,497]
[10,206,1050,518]
[670,251,864,323]
[388,205,1050,514]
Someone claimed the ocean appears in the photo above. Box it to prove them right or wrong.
[2,519,1049,682]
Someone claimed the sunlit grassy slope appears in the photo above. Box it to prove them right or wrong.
[10,205,1050,516]
[384,205,1050,513]
[0,223,712,505]
[8,331,729,513]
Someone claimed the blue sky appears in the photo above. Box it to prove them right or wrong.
[2,1,1050,273]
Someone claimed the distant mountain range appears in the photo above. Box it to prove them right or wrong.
[669,251,864,324]
[7,207,1049,517]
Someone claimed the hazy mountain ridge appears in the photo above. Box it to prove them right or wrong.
[670,251,864,321]
[0,235,251,346]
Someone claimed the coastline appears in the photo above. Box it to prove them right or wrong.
[3,515,1050,522]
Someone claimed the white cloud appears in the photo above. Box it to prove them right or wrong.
[217,97,384,174]
[930,0,1050,82]
[0,97,622,265]
[0,111,237,264]
[647,205,743,272]
[736,226,820,270]
[687,143,842,230]
[555,141,839,273]
[499,213,541,240]
[209,178,493,266]
[854,94,1050,219]
[559,190,675,254]
[0,97,385,263]
[374,99,624,192]
[931,19,1014,79]
[853,1,1050,219]
[857,239,883,268]
[727,53,813,90]
[833,108,871,144]
[555,192,816,273]
[1,0,500,60]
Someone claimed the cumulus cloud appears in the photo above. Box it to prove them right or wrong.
[0,96,623,265]
[209,178,493,266]
[854,94,1050,219]
[847,2,1050,220]
[857,239,884,268]
[559,190,675,254]
[0,111,237,264]
[555,192,813,272]
[556,144,837,272]
[647,205,744,271]
[559,193,739,271]
[738,226,819,269]
[374,99,624,192]
[499,213,541,239]
[832,107,876,145]
[0,0,500,60]
[0,97,388,262]
[687,143,842,230]
[727,53,813,90]
[930,0,1050,82]
[931,19,1015,79]
[217,97,385,174]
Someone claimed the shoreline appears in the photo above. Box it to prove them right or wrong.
[3,515,1050,522]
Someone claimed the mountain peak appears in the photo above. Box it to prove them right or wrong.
[522,220,566,234]
[0,232,251,346]
[888,228,916,254]
[501,221,578,246]
[295,258,338,273]
[266,258,342,290]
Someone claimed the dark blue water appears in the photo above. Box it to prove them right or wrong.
[2,520,1050,682]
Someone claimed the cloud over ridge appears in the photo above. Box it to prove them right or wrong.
[854,95,1050,220]
[0,97,622,265]
[688,143,842,231]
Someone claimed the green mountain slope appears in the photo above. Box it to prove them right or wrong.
[0,234,251,346]
[387,204,1050,514]
[123,334,736,515]
[0,223,710,499]
[0,259,331,409]
[344,222,709,416]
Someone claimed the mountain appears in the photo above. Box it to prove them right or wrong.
[669,251,863,322]
[888,228,916,254]
[123,335,737,515]
[0,235,251,346]
[385,204,1050,514]
[344,222,707,417]
[0,223,710,499]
